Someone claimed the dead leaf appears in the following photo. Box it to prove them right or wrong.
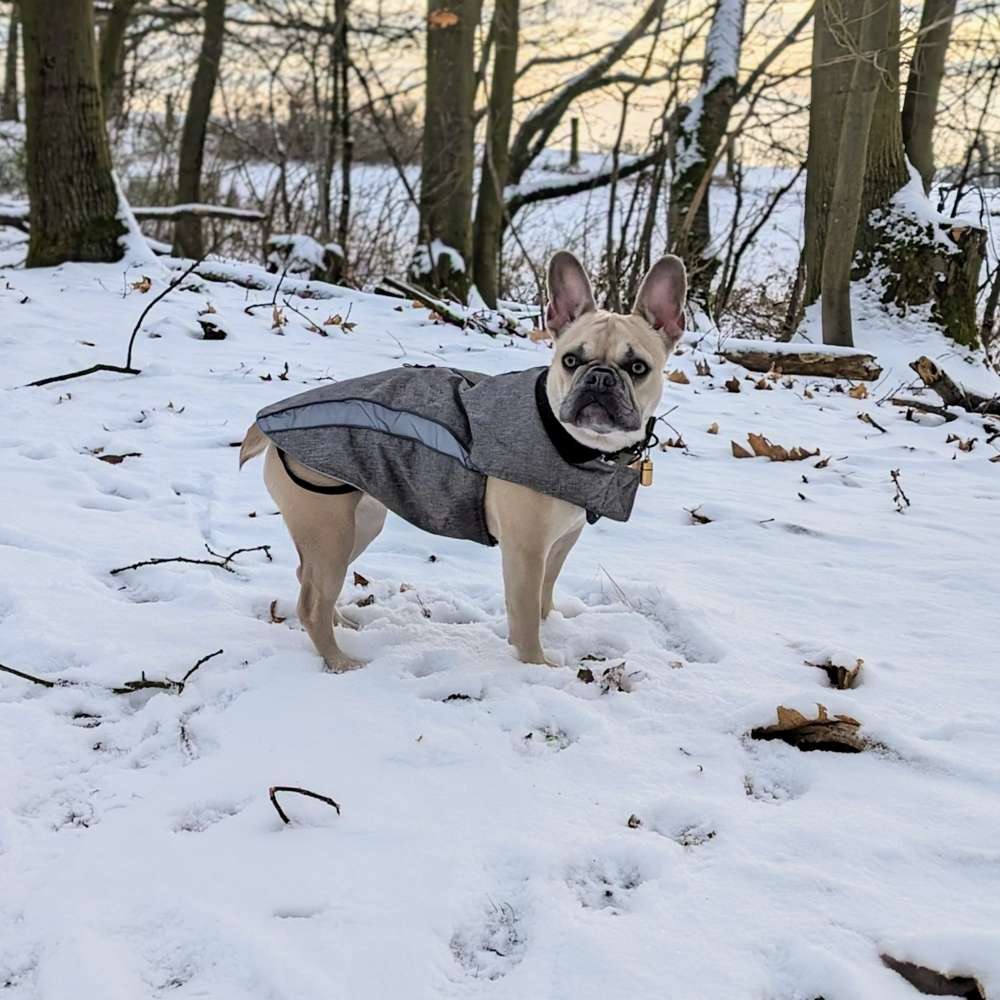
[695,358,712,376]
[271,305,286,330]
[529,327,551,343]
[814,455,831,468]
[766,365,783,381]
[324,314,343,326]
[880,956,985,1000]
[661,435,685,450]
[131,275,152,293]
[848,383,869,399]
[577,667,595,684]
[356,594,375,608]
[742,433,819,462]
[600,664,631,693]
[627,814,642,829]
[685,505,712,524]
[751,704,864,752]
[805,657,863,690]
[803,388,814,399]
[946,433,977,452]
[269,599,286,624]
[754,377,773,391]
[707,422,719,435]
[277,362,289,381]
[428,8,460,27]
[353,571,370,588]
[731,440,753,459]
[96,451,141,464]
[724,376,741,393]
[667,369,690,385]
[342,321,357,333]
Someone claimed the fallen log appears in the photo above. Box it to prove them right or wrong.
[718,343,882,380]
[909,356,1000,415]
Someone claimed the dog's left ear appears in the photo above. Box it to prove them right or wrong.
[633,255,687,345]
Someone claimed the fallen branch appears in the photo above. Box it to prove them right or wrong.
[269,785,342,824]
[910,356,1000,415]
[111,649,224,695]
[110,543,271,576]
[890,469,910,512]
[132,204,267,223]
[889,397,959,422]
[0,662,58,688]
[26,255,206,388]
[719,346,882,381]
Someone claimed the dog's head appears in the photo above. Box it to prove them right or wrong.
[544,250,687,453]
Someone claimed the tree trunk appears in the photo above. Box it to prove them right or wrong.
[820,0,887,346]
[901,0,956,192]
[667,0,746,306]
[471,0,518,308]
[332,0,351,283]
[173,0,226,259]
[1,0,19,122]
[413,0,481,300]
[98,0,136,124]
[21,0,125,267]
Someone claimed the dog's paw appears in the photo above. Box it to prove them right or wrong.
[323,654,366,673]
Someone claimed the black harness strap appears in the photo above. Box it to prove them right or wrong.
[277,448,359,495]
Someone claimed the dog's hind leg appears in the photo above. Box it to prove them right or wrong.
[541,524,582,620]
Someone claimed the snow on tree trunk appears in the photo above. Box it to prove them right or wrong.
[412,0,480,301]
[21,0,126,267]
[667,0,745,307]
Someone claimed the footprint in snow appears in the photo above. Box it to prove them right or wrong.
[450,899,526,981]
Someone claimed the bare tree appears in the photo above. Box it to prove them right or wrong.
[98,0,137,123]
[901,0,957,192]
[21,0,125,266]
[1,0,18,122]
[471,0,518,307]
[174,0,226,258]
[412,0,481,299]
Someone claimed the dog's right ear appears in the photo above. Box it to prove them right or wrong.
[632,254,687,346]
[546,251,595,336]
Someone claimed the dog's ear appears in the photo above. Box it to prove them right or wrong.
[633,255,687,345]
[546,251,595,335]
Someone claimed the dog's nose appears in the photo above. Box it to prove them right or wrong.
[583,365,617,390]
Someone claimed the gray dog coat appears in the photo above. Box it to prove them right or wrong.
[255,366,644,546]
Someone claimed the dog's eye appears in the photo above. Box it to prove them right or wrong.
[630,360,649,377]
[562,354,579,370]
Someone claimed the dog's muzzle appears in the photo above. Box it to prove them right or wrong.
[560,365,641,433]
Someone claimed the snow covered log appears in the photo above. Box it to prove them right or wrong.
[132,204,266,223]
[719,341,882,380]
[266,233,343,282]
[910,356,1000,415]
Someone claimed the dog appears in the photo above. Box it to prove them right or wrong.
[240,250,686,670]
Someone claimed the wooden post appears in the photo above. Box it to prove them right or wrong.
[569,117,579,168]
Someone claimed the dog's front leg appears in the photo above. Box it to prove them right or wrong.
[499,538,549,665]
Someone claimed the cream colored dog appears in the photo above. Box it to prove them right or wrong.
[240,251,686,670]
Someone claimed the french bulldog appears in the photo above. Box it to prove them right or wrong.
[240,250,686,669]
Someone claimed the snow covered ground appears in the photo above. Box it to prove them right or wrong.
[2,250,1000,999]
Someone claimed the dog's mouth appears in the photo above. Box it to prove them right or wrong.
[560,377,641,435]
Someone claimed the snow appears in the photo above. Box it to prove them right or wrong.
[411,238,466,276]
[266,234,329,274]
[2,250,1000,996]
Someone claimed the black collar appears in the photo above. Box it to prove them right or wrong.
[535,369,656,467]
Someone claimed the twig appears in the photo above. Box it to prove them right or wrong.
[0,662,58,688]
[111,648,223,695]
[110,544,271,576]
[890,469,911,512]
[269,785,342,825]
[857,411,887,434]
[26,255,207,388]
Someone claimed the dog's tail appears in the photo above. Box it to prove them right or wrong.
[239,423,268,468]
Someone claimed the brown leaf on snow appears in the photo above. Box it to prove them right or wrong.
[724,375,742,393]
[685,506,712,524]
[754,377,773,391]
[881,956,985,1000]
[731,440,753,459]
[695,358,712,377]
[272,305,286,330]
[355,593,376,608]
[946,433,977,452]
[131,275,152,293]
[667,369,690,384]
[627,814,642,829]
[814,455,832,468]
[848,383,869,399]
[707,422,719,435]
[96,451,141,464]
[353,571,370,588]
[529,327,551,343]
[269,599,287,624]
[735,433,820,462]
[577,667,596,684]
[661,435,686,449]
[805,657,863,690]
[751,704,864,752]
[803,388,814,399]
[324,313,343,326]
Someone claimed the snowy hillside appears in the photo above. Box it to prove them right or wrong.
[2,255,1000,998]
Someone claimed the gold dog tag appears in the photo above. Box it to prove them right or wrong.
[640,457,653,487]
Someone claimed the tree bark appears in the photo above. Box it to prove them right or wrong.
[1,0,18,122]
[821,0,891,346]
[98,0,137,124]
[901,0,956,192]
[471,0,518,308]
[332,0,350,283]
[667,0,746,305]
[173,0,226,259]
[413,0,481,300]
[21,0,125,267]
